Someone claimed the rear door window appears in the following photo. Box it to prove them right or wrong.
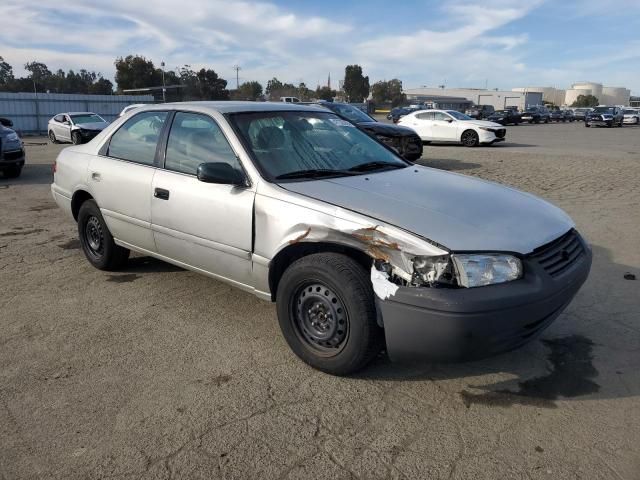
[107,111,168,165]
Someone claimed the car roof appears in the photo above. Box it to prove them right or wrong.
[157,101,328,114]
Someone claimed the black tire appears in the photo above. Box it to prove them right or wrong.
[77,199,129,271]
[48,130,58,144]
[545,117,550,124]
[2,166,22,178]
[585,122,590,128]
[276,253,383,375]
[534,119,540,124]
[461,129,479,147]
[71,131,82,145]
[607,122,613,128]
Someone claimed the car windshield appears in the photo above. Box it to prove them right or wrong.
[446,111,472,120]
[325,103,374,123]
[229,111,408,181]
[70,114,104,124]
[593,107,614,113]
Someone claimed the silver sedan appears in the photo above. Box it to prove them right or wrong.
[48,112,109,145]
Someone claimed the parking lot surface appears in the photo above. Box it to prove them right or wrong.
[1,122,639,479]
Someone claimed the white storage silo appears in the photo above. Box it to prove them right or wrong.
[601,87,631,105]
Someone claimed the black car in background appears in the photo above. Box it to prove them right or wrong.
[486,109,521,125]
[319,102,423,161]
[585,106,624,128]
[563,110,575,122]
[386,106,421,124]
[465,104,495,119]
[0,118,25,178]
[520,106,551,124]
[549,110,566,122]
[573,108,592,121]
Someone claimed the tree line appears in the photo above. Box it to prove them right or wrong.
[0,54,407,105]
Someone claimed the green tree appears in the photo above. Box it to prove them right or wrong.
[266,77,284,96]
[315,86,336,101]
[89,77,114,95]
[343,65,370,102]
[114,55,161,91]
[236,81,263,100]
[179,66,229,100]
[571,94,599,108]
[24,61,52,91]
[0,56,14,87]
[371,79,405,106]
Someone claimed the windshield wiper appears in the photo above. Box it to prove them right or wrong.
[275,169,358,180]
[348,161,406,172]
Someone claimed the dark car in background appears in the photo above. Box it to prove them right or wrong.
[549,110,566,122]
[585,106,624,128]
[387,106,421,124]
[320,102,423,161]
[572,108,592,121]
[520,106,550,124]
[486,109,521,125]
[562,110,575,122]
[0,118,25,178]
[465,105,495,120]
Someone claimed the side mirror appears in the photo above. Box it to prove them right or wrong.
[197,162,246,186]
[446,118,454,123]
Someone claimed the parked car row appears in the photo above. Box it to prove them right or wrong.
[0,117,25,178]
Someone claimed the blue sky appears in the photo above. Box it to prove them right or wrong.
[1,0,639,94]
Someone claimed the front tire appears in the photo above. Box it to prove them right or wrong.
[78,200,130,271]
[71,131,82,145]
[276,253,383,375]
[461,129,479,147]
[2,166,22,178]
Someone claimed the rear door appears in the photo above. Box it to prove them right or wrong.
[88,110,169,252]
[407,111,434,140]
[150,111,255,285]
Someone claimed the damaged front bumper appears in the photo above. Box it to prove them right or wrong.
[376,245,592,362]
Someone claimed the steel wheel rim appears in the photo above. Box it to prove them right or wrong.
[292,282,349,356]
[84,215,104,259]
[49,131,55,142]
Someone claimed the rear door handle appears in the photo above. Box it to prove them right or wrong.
[154,188,170,200]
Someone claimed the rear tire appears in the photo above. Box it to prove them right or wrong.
[77,200,130,271]
[461,129,479,147]
[48,130,58,144]
[276,253,383,375]
[2,166,22,178]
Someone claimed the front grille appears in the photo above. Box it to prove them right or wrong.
[529,229,585,278]
[494,129,506,138]
[2,149,23,161]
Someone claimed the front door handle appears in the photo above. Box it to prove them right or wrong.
[91,172,101,181]
[154,188,170,200]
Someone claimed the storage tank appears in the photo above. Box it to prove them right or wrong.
[513,87,566,106]
[565,88,591,106]
[571,82,602,100]
[601,87,631,105]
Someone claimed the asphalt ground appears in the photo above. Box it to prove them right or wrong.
[1,121,639,479]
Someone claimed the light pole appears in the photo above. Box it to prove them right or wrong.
[233,65,241,90]
[160,61,166,103]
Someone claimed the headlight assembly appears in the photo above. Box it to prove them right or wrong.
[410,253,523,288]
[6,132,19,141]
[451,254,522,288]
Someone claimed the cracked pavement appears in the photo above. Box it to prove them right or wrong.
[1,122,639,479]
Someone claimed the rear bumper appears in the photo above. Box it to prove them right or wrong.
[0,148,25,169]
[378,239,592,362]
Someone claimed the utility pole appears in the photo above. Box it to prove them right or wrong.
[160,61,166,102]
[233,65,241,90]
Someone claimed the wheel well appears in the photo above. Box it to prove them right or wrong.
[268,242,372,301]
[71,190,94,221]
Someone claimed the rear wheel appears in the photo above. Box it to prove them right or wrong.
[77,200,130,271]
[461,129,479,147]
[276,253,383,375]
[48,130,58,144]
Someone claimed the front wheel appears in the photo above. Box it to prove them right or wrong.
[461,129,479,147]
[78,200,130,270]
[71,131,82,145]
[276,253,383,375]
[585,122,590,128]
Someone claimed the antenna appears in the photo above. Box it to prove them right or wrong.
[232,65,241,89]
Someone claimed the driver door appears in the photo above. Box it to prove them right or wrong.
[431,112,458,141]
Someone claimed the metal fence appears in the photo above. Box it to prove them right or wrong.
[0,92,155,134]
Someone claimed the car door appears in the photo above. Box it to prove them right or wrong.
[59,114,72,141]
[88,110,169,252]
[406,111,434,140]
[431,112,458,141]
[151,111,255,286]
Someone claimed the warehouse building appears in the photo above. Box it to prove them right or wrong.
[403,87,543,111]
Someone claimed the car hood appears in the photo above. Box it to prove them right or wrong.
[459,119,504,128]
[357,121,419,137]
[74,121,109,130]
[282,166,574,254]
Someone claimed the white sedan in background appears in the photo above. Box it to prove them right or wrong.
[399,109,507,147]
[622,109,640,125]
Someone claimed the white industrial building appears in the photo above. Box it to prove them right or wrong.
[403,87,543,111]
[514,82,631,107]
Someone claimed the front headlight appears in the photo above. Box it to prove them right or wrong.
[6,132,19,141]
[451,254,522,288]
